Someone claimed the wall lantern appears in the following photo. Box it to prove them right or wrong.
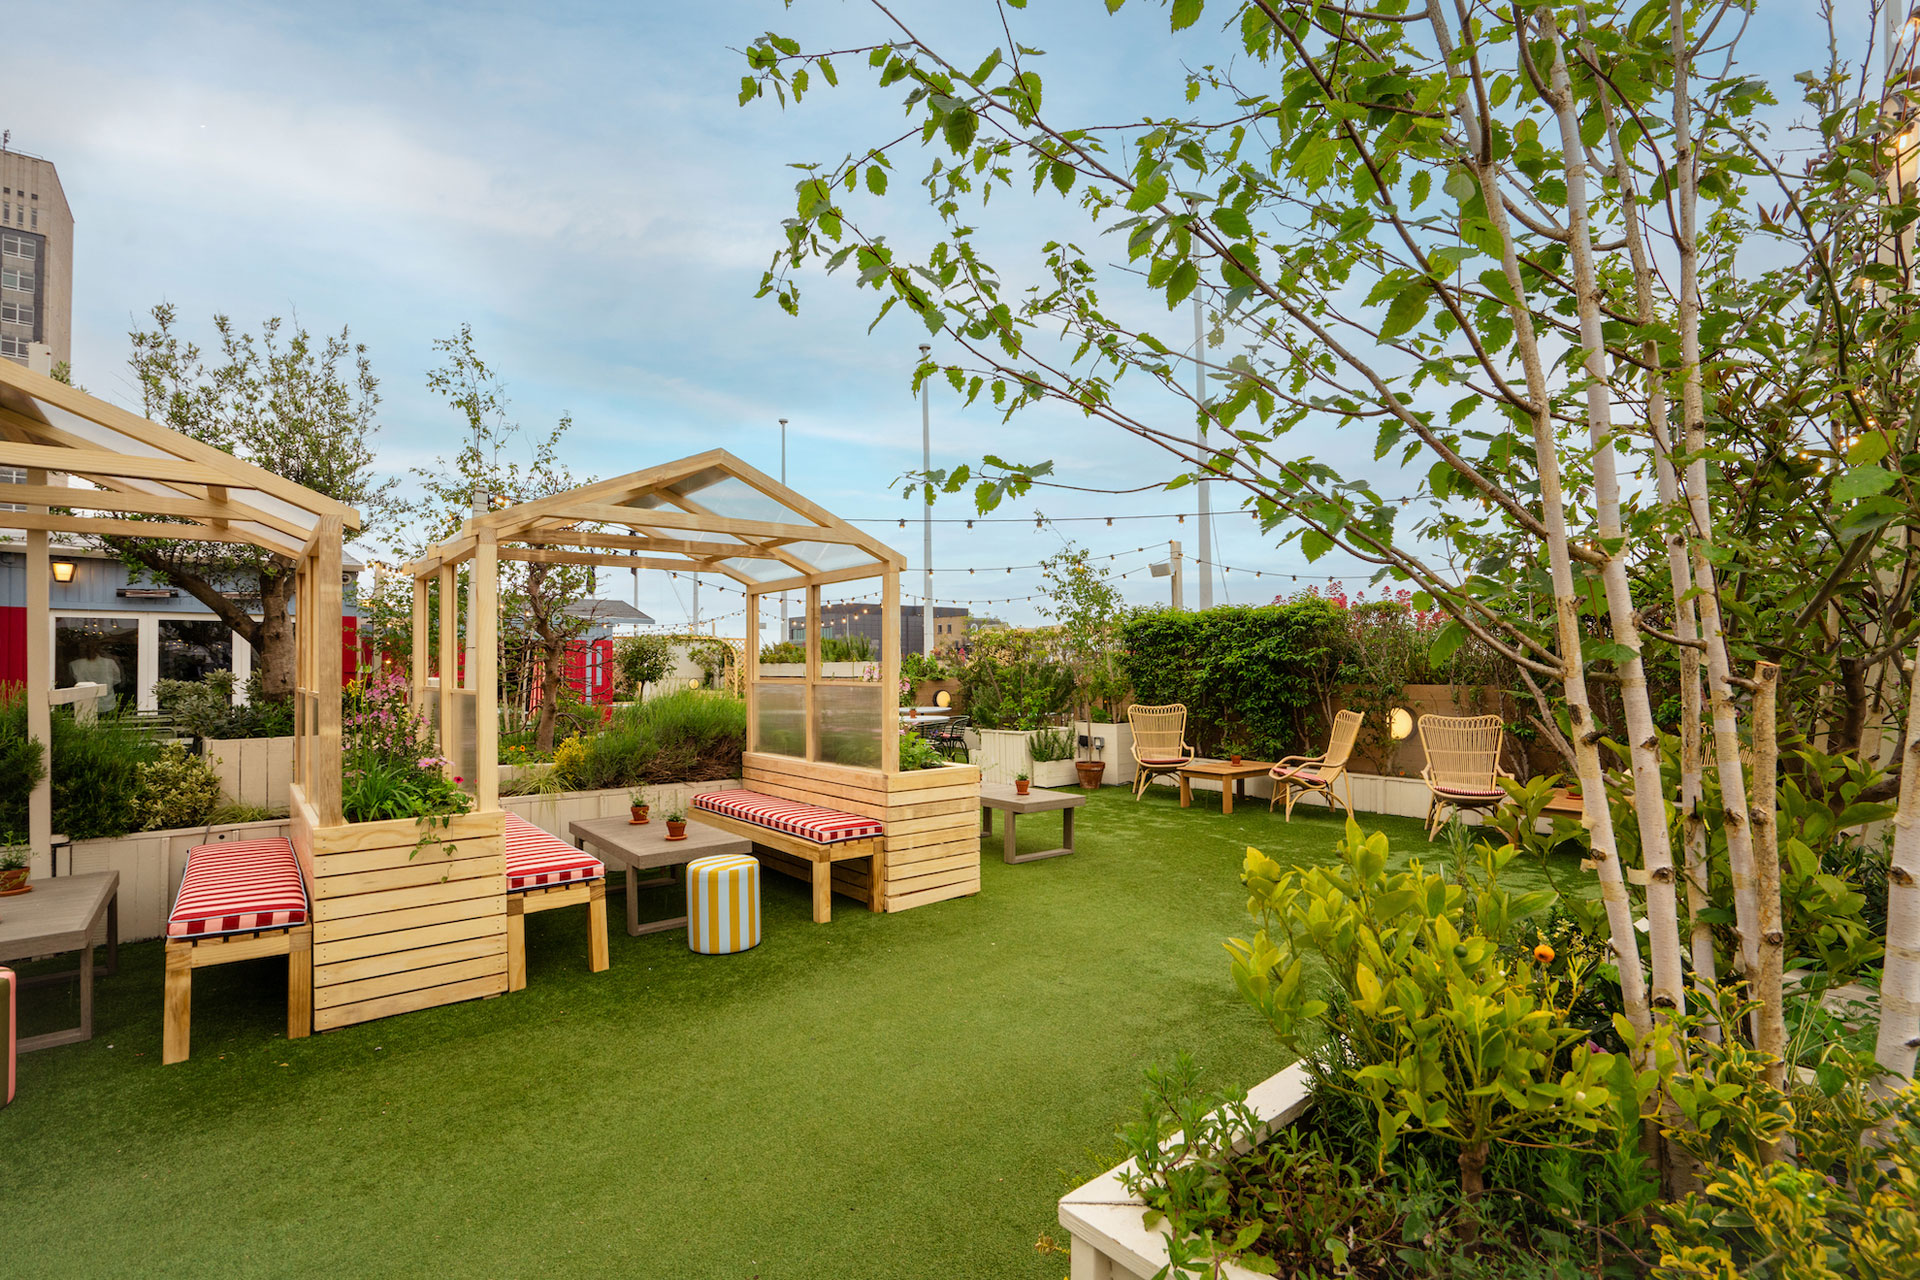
[50,559,77,583]
[1388,707,1414,742]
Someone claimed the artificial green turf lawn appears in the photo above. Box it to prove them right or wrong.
[0,787,1570,1280]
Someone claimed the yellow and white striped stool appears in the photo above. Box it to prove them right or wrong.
[686,854,760,955]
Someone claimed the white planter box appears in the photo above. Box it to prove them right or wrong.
[971,728,1034,784]
[202,736,297,810]
[1059,1064,1314,1280]
[1031,759,1079,789]
[1074,721,1133,787]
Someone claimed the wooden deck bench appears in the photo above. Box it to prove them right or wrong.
[690,791,885,923]
[503,814,609,992]
[163,837,313,1064]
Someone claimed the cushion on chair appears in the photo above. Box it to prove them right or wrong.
[1271,765,1326,785]
[692,791,884,844]
[167,838,308,938]
[503,813,604,892]
[1137,757,1190,766]
[1432,785,1505,801]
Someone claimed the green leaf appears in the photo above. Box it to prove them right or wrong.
[1171,0,1204,30]
[1408,169,1431,208]
[970,48,1002,84]
[1301,528,1335,560]
[1847,432,1889,465]
[865,165,888,196]
[943,107,978,154]
[1428,619,1468,665]
[1378,285,1429,341]
[1211,205,1251,239]
[1127,170,1169,211]
[1834,465,1897,501]
[1050,160,1076,194]
[1584,639,1639,666]
[1166,260,1200,306]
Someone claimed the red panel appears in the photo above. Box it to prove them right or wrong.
[341,616,358,683]
[0,606,23,686]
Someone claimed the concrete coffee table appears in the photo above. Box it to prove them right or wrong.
[570,816,751,937]
[0,870,119,1052]
[979,781,1086,864]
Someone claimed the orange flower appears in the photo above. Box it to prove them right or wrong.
[1533,943,1555,965]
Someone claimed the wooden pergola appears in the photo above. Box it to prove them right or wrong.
[405,449,908,804]
[0,359,360,858]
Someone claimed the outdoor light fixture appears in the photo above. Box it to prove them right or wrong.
[1149,560,1171,578]
[687,678,700,689]
[50,559,76,583]
[1389,707,1414,741]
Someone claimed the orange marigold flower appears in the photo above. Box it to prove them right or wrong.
[1533,943,1555,965]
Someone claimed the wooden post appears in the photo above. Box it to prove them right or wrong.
[293,562,307,793]
[438,563,457,766]
[24,468,51,866]
[744,589,760,753]
[314,517,344,824]
[410,573,429,719]
[804,584,821,763]
[474,531,499,812]
[881,566,900,775]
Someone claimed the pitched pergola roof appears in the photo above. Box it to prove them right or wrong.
[410,448,903,593]
[0,357,361,556]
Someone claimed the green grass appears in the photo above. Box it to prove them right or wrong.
[0,787,1572,1279]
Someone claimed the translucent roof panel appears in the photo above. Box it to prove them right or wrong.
[780,541,879,573]
[623,523,746,546]
[667,470,815,526]
[720,556,797,582]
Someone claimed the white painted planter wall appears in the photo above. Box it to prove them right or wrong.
[1059,1064,1314,1280]
[1074,721,1133,786]
[201,736,297,810]
[965,727,1078,786]
[47,779,745,944]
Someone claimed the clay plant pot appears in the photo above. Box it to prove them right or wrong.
[1015,780,1031,796]
[0,866,28,895]
[630,805,650,825]
[666,820,688,841]
[1230,755,1243,766]
[1075,761,1105,790]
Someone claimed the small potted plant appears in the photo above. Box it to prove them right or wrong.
[1014,771,1031,797]
[1224,743,1246,766]
[0,847,29,896]
[663,803,689,841]
[629,789,651,825]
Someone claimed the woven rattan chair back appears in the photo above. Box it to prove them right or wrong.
[1418,714,1504,790]
[1128,704,1190,763]
[1324,709,1364,771]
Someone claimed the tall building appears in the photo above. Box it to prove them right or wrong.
[789,604,971,657]
[0,147,73,370]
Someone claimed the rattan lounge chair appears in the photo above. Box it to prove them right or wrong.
[1269,709,1363,821]
[1127,704,1194,800]
[1417,713,1512,838]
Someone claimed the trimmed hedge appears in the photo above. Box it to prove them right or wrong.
[1120,602,1348,760]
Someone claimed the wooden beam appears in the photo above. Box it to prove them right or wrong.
[313,517,345,825]
[711,452,905,566]
[466,451,733,533]
[882,567,901,775]
[0,358,362,528]
[410,573,430,721]
[805,586,821,764]
[0,440,231,486]
[438,563,457,747]
[514,505,860,546]
[752,561,891,596]
[4,509,289,550]
[2,481,301,534]
[744,590,760,754]
[25,468,50,863]
[407,534,477,579]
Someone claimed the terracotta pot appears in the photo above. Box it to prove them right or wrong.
[1075,760,1105,790]
[908,707,918,719]
[630,805,650,824]
[1015,780,1031,796]
[0,867,27,894]
[1230,755,1243,766]
[666,820,688,840]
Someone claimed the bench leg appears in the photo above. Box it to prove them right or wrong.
[507,899,527,992]
[163,941,191,1065]
[868,848,886,915]
[287,927,312,1041]
[811,860,832,924]
[588,881,610,972]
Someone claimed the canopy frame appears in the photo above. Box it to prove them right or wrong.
[408,449,908,803]
[0,358,361,856]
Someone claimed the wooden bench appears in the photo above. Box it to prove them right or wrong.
[163,838,313,1064]
[503,814,609,992]
[690,791,885,923]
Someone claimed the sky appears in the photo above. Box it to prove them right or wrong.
[6,0,1877,641]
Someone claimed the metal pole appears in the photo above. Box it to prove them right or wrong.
[1171,539,1184,611]
[691,573,699,631]
[779,417,789,649]
[919,344,934,658]
[1193,296,1213,610]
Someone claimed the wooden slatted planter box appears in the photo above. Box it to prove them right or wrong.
[740,752,982,913]
[290,784,508,1032]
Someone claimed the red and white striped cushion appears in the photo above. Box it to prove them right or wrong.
[1433,785,1504,800]
[693,791,884,844]
[503,813,604,892]
[167,838,308,939]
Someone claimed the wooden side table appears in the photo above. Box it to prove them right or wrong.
[0,871,119,1052]
[979,781,1086,864]
[1176,760,1275,815]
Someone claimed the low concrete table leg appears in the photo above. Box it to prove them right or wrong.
[1002,808,1076,864]
[982,807,993,835]
[1003,811,1019,863]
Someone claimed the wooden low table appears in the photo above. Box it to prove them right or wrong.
[0,870,119,1052]
[1177,760,1275,815]
[1542,788,1586,819]
[570,816,752,937]
[979,781,1086,864]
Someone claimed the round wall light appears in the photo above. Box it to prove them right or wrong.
[1388,707,1414,742]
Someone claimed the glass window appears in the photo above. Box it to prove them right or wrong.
[1,267,33,291]
[1,233,30,258]
[754,683,806,756]
[2,301,33,325]
[56,617,139,709]
[0,334,28,358]
[28,208,35,230]
[813,682,882,768]
[158,619,234,684]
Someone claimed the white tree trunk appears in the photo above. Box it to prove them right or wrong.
[1875,645,1920,1082]
[1751,662,1786,1115]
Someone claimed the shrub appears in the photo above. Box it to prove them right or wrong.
[51,713,158,840]
[154,672,295,740]
[899,732,946,772]
[0,685,47,843]
[760,640,806,664]
[959,629,1074,730]
[558,690,745,790]
[135,743,223,831]
[613,634,673,698]
[1028,727,1075,762]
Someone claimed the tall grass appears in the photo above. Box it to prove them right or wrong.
[556,689,745,791]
